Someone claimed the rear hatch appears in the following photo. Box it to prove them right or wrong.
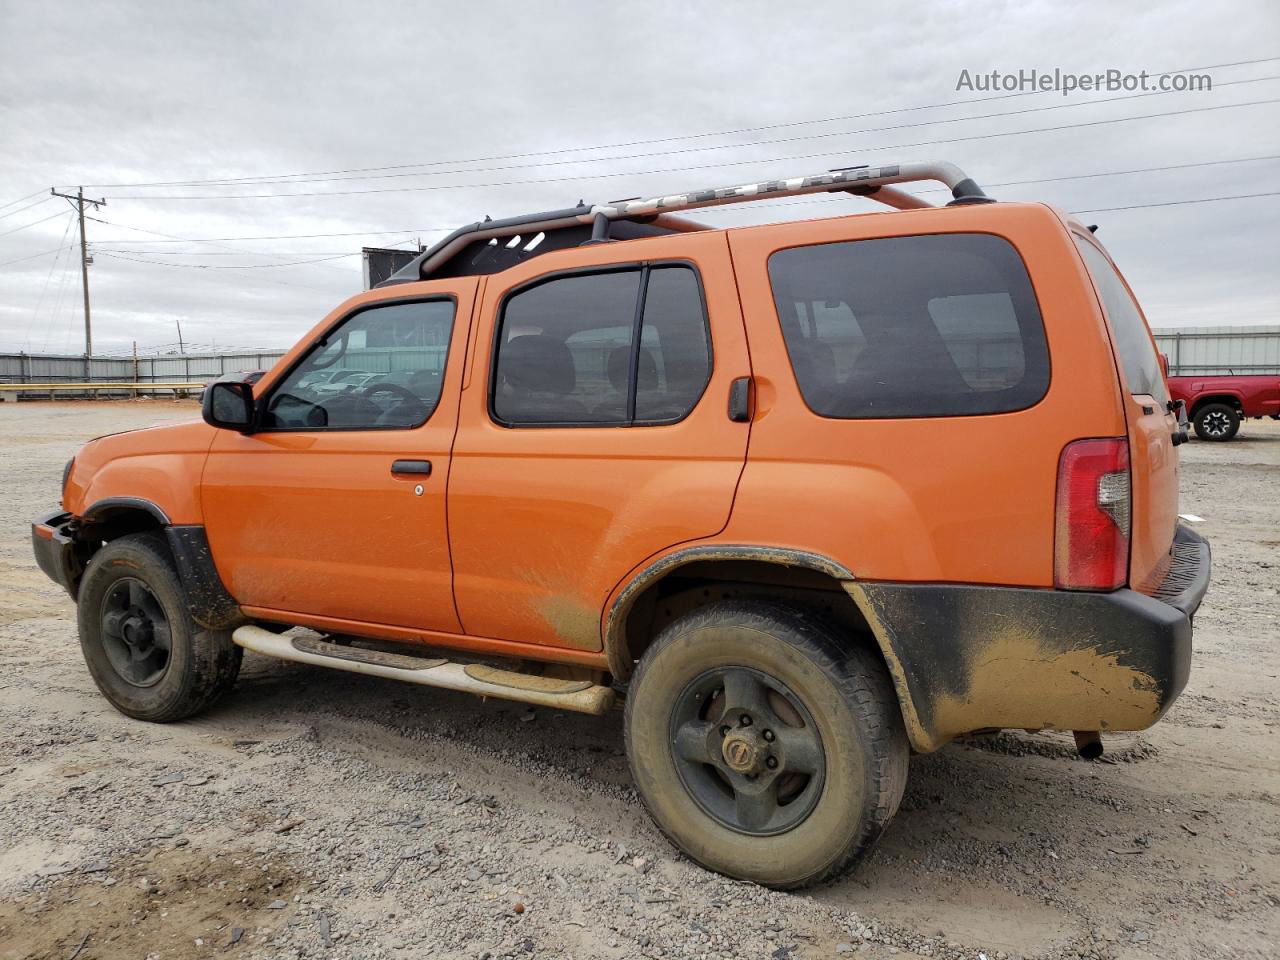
[1073,234,1180,592]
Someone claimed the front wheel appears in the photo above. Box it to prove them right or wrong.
[624,600,908,889]
[77,532,241,722]
[1193,402,1240,441]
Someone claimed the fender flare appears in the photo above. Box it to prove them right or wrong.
[603,544,855,681]
[82,496,172,526]
[80,499,242,631]
[602,542,930,747]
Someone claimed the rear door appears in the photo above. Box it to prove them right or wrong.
[1073,235,1180,592]
[447,231,751,651]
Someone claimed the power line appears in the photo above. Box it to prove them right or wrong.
[99,97,1280,201]
[1071,191,1280,213]
[0,243,78,268]
[82,74,1280,193]
[76,216,359,291]
[94,249,366,256]
[87,220,433,244]
[77,55,1280,190]
[19,216,77,351]
[0,195,54,222]
[0,189,48,213]
[76,153,1280,246]
[84,190,1280,273]
[0,208,73,239]
[96,251,357,269]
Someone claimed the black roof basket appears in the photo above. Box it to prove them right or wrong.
[379,160,992,286]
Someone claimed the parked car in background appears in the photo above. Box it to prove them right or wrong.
[308,370,379,396]
[1165,371,1280,441]
[33,160,1210,889]
[196,369,265,403]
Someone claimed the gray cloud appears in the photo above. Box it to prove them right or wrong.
[1,0,1277,355]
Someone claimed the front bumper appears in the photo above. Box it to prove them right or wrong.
[853,524,1211,752]
[31,510,84,597]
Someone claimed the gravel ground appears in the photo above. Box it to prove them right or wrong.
[1,401,1277,960]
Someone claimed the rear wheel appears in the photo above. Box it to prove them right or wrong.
[1193,402,1240,441]
[77,533,241,722]
[624,600,908,889]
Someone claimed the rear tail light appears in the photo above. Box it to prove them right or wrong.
[1054,438,1130,591]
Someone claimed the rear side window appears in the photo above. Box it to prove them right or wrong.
[1074,238,1168,402]
[492,265,712,426]
[767,233,1050,419]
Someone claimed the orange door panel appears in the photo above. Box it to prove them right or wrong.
[200,278,478,631]
[448,232,751,650]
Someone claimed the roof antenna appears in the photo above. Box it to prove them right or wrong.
[1087,224,1099,233]
[483,214,492,223]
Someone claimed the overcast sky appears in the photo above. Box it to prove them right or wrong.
[1,0,1277,356]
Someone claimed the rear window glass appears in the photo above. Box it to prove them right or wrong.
[767,233,1049,418]
[1074,237,1168,402]
[492,265,711,426]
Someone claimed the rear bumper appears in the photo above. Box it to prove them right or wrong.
[851,524,1211,752]
[31,510,84,597]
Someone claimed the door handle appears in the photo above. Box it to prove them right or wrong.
[727,377,752,423]
[391,459,432,477]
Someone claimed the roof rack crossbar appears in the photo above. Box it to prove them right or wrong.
[383,160,988,284]
[590,160,987,219]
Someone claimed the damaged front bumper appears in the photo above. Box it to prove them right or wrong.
[31,510,84,597]
[851,525,1211,752]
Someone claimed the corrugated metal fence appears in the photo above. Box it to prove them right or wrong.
[0,351,287,386]
[1152,326,1280,376]
[2,326,1277,392]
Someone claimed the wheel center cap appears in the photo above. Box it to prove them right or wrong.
[721,729,764,774]
[123,617,151,647]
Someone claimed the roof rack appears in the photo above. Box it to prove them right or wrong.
[380,160,992,286]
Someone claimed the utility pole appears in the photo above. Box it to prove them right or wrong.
[50,187,105,378]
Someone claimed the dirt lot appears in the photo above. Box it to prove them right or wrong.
[0,401,1276,960]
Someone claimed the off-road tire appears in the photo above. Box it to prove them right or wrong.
[77,532,241,722]
[624,600,909,889]
[1193,402,1240,441]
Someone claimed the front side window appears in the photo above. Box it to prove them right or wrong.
[263,299,455,430]
[768,233,1050,419]
[1074,237,1168,402]
[492,264,712,426]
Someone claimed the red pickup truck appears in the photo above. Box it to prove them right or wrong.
[1165,373,1280,441]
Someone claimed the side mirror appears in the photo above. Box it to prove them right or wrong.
[203,380,256,432]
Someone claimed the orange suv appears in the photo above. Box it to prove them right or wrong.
[32,161,1211,889]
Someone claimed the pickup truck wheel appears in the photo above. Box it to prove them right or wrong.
[624,600,908,889]
[77,532,241,722]
[1193,402,1240,441]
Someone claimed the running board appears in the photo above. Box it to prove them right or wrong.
[232,625,615,715]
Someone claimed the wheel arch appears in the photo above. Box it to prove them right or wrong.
[82,496,171,533]
[1189,393,1243,416]
[77,499,242,630]
[603,544,930,750]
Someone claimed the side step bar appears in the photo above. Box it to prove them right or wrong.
[232,625,615,715]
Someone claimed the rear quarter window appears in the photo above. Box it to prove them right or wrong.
[767,233,1050,418]
[1073,237,1168,402]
